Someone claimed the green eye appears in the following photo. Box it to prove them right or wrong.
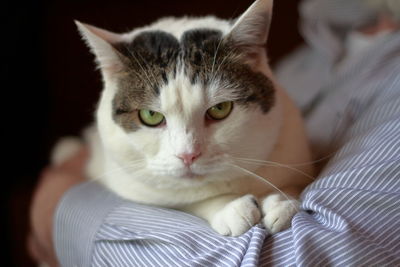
[207,101,233,120]
[139,109,165,127]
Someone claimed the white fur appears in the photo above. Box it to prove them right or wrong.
[211,195,261,236]
[262,193,300,234]
[56,0,314,236]
[51,137,82,165]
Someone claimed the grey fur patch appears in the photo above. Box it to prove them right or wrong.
[111,28,275,132]
[111,31,180,131]
[180,29,275,112]
[181,29,223,85]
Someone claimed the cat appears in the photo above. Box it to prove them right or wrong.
[53,0,314,236]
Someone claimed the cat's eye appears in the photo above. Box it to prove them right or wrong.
[207,101,233,120]
[139,109,165,127]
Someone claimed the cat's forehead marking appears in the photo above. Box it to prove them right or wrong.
[112,28,275,132]
[181,29,223,85]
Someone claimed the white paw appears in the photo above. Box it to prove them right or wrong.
[262,194,299,234]
[211,195,261,236]
[51,137,83,165]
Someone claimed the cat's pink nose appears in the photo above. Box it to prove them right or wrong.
[177,151,201,165]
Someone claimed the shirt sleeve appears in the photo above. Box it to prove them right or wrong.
[53,182,123,267]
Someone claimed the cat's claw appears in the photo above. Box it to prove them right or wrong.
[211,195,261,236]
[262,194,299,234]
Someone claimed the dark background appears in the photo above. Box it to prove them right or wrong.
[4,0,302,265]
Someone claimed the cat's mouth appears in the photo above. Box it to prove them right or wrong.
[180,168,203,179]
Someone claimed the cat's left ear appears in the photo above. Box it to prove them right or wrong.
[228,0,273,62]
[75,21,125,76]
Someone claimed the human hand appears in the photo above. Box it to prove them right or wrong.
[28,147,89,266]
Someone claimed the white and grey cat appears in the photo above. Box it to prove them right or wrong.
[54,0,313,236]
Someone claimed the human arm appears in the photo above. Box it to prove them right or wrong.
[28,148,89,266]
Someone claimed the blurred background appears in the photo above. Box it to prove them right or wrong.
[4,0,302,265]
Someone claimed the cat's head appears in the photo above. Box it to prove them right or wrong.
[78,0,283,189]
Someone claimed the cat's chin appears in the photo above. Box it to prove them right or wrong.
[161,167,205,180]
[179,169,204,179]
[175,163,230,180]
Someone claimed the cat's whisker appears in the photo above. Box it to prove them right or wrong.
[213,141,232,150]
[232,157,316,181]
[86,167,149,190]
[215,141,317,181]
[211,36,224,79]
[114,56,150,89]
[227,163,299,212]
[88,165,139,184]
[135,51,162,87]
[123,46,158,88]
[87,160,145,183]
[211,47,236,84]
[234,153,335,167]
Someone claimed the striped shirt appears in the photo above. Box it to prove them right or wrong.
[54,1,400,266]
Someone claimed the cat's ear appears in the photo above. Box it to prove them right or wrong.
[228,0,273,61]
[75,21,125,75]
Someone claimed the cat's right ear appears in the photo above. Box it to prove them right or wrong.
[75,21,125,75]
[227,0,273,67]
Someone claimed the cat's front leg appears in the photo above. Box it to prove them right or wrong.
[211,195,262,236]
[182,194,261,236]
[261,193,300,234]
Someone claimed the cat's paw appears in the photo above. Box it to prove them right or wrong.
[211,195,261,236]
[261,194,299,234]
[51,137,83,165]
